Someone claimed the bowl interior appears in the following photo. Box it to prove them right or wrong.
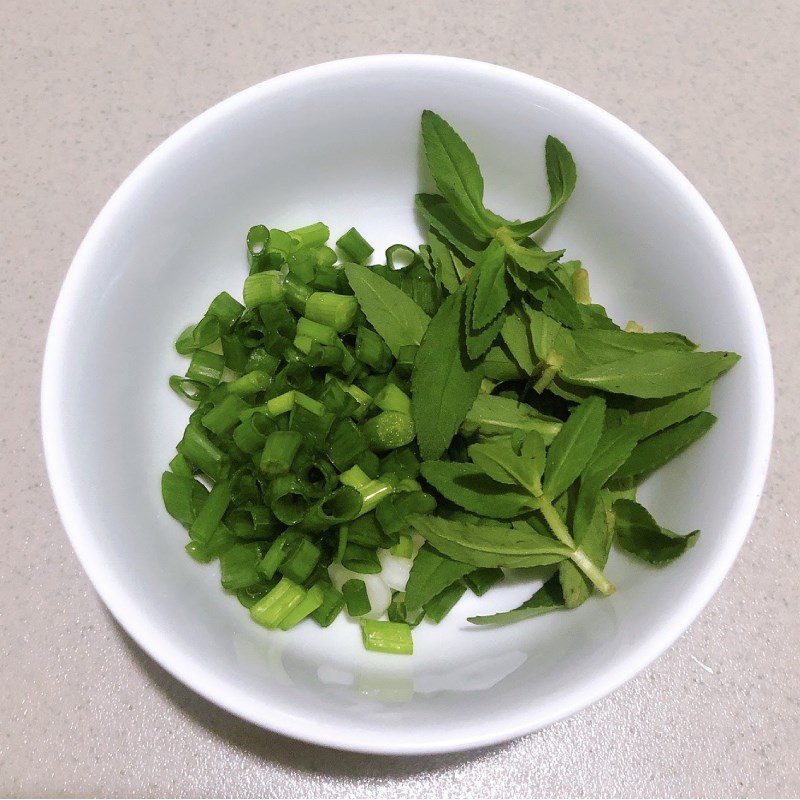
[42,56,772,753]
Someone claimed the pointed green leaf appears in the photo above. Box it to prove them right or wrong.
[409,514,572,569]
[420,461,531,518]
[468,440,541,491]
[412,288,483,460]
[508,136,578,238]
[468,573,565,625]
[344,263,430,357]
[627,384,713,439]
[471,240,509,329]
[404,545,473,611]
[461,392,562,443]
[420,110,494,235]
[415,193,486,261]
[611,412,716,485]
[614,499,699,564]
[543,395,606,498]
[562,350,740,398]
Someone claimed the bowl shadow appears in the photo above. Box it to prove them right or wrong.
[111,613,505,777]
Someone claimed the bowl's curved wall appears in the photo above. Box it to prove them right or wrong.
[42,55,773,753]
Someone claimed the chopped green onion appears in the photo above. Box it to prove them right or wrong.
[338,465,371,491]
[175,315,221,355]
[189,480,232,543]
[161,471,208,528]
[293,391,326,416]
[219,542,263,590]
[283,273,312,313]
[169,375,209,403]
[202,394,250,436]
[220,334,249,372]
[336,227,374,264]
[354,450,381,478]
[361,410,415,451]
[327,419,368,471]
[206,291,245,332]
[310,581,345,627]
[246,225,271,273]
[186,350,226,386]
[374,383,412,414]
[313,245,337,269]
[270,475,312,525]
[395,345,418,378]
[304,292,359,332]
[250,578,306,628]
[385,243,419,271]
[296,316,338,345]
[226,370,272,397]
[342,579,371,616]
[268,228,296,254]
[168,453,194,478]
[244,348,280,375]
[280,537,321,583]
[390,533,414,558]
[266,390,295,416]
[342,542,382,574]
[299,486,362,532]
[260,430,303,477]
[243,271,285,307]
[177,423,229,480]
[355,326,393,372]
[259,531,301,580]
[360,619,413,655]
[278,584,325,630]
[289,222,330,249]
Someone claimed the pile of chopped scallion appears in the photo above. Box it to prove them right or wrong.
[162,111,738,655]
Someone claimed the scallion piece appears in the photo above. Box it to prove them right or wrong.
[186,350,226,387]
[374,383,412,415]
[246,225,271,273]
[342,579,371,616]
[278,584,325,630]
[355,326,393,372]
[175,315,221,355]
[226,370,272,397]
[424,580,467,624]
[201,394,249,436]
[259,531,301,580]
[304,292,358,332]
[260,430,303,477]
[280,537,322,583]
[270,475,312,525]
[361,410,416,451]
[250,578,306,628]
[360,619,413,655]
[188,480,231,543]
[243,271,285,307]
[206,291,245,332]
[289,221,330,249]
[310,581,345,627]
[177,423,229,481]
[336,227,374,264]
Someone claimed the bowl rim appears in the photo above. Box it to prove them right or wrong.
[41,53,774,755]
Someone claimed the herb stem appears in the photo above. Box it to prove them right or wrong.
[534,495,616,596]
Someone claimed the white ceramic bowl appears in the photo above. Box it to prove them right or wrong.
[42,55,773,754]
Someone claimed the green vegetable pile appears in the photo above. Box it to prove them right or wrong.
[162,110,739,654]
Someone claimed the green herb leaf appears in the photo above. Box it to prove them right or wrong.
[614,499,699,564]
[559,488,613,608]
[467,573,565,625]
[562,350,740,398]
[468,439,542,492]
[482,345,527,381]
[420,461,531,518]
[420,110,494,236]
[626,384,713,439]
[409,513,572,569]
[471,240,509,329]
[403,544,473,611]
[500,304,536,374]
[543,395,606,498]
[508,136,577,238]
[344,263,430,357]
[611,412,717,485]
[461,393,562,444]
[464,273,507,360]
[427,228,462,293]
[412,288,484,460]
[415,194,485,261]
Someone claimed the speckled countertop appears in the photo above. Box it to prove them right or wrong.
[1,1,798,796]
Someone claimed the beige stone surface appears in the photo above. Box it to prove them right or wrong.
[1,0,798,796]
